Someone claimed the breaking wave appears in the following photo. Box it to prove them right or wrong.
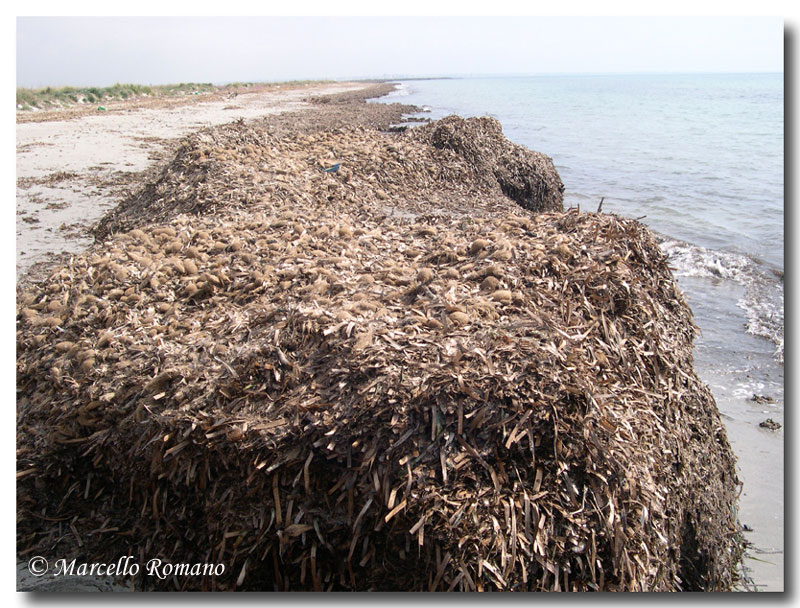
[659,237,784,362]
[384,82,411,97]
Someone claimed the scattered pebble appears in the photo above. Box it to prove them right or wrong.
[759,418,781,431]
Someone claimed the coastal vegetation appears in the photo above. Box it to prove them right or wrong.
[15,80,336,111]
[16,82,214,110]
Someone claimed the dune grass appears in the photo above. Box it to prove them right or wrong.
[16,82,216,111]
[16,80,339,111]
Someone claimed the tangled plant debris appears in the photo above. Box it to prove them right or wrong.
[17,102,742,591]
[412,115,564,213]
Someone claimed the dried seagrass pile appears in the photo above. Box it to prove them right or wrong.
[17,113,742,591]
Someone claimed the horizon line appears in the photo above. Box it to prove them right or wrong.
[17,70,784,90]
[370,70,784,80]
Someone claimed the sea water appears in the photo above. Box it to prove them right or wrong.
[376,73,784,591]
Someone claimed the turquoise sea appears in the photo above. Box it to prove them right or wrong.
[376,73,784,590]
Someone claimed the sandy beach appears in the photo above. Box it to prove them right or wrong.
[16,82,372,281]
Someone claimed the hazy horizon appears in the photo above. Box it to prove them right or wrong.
[16,71,787,91]
[16,16,783,89]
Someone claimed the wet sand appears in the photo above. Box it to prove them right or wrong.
[683,276,784,591]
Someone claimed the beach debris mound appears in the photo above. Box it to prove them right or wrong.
[412,115,565,213]
[17,116,741,591]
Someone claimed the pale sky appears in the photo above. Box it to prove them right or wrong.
[16,16,784,88]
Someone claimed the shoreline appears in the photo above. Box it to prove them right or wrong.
[16,81,410,284]
[376,81,784,592]
[14,82,752,586]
